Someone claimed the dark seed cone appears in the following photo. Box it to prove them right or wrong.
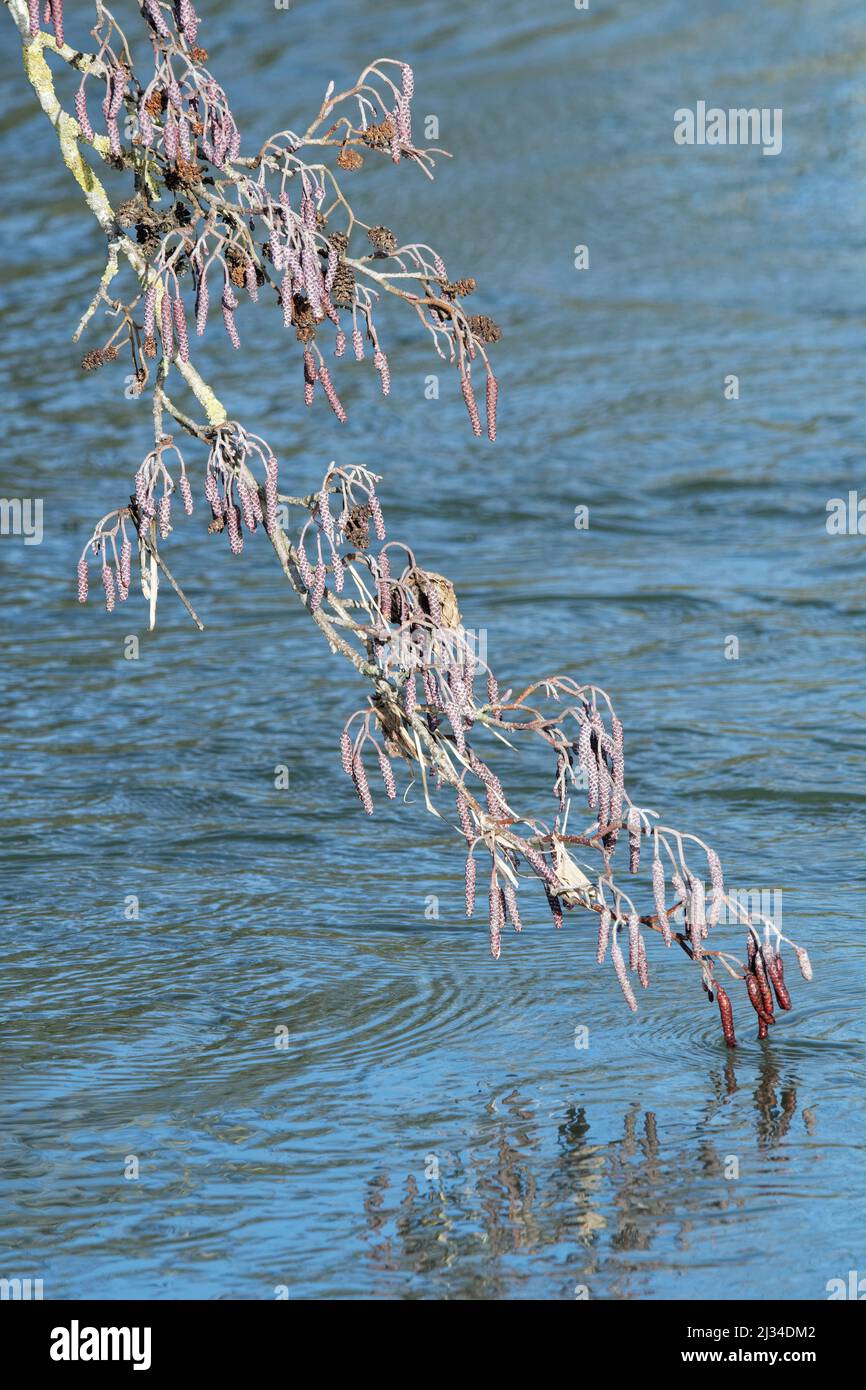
[367,224,398,256]
[439,277,476,299]
[361,119,395,149]
[466,313,502,344]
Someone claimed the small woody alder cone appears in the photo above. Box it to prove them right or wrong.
[361,119,395,148]
[337,147,364,170]
[466,314,502,344]
[439,277,476,299]
[368,225,398,256]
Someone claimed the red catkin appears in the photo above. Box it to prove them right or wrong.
[765,950,792,1010]
[716,985,737,1048]
[745,972,774,1025]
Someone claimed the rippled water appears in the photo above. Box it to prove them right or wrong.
[1,0,865,1299]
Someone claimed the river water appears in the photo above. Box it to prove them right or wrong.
[0,0,864,1299]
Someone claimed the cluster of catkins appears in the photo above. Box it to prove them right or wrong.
[77,426,281,605]
[63,0,497,437]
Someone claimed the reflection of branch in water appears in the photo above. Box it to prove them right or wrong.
[360,1051,816,1295]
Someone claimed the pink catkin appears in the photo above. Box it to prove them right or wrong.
[340,730,354,777]
[352,754,374,815]
[179,473,194,515]
[465,853,476,918]
[488,877,504,959]
[637,936,650,990]
[486,373,498,441]
[101,563,116,612]
[596,907,611,965]
[374,349,391,395]
[369,490,386,541]
[378,750,397,799]
[352,328,365,361]
[77,556,88,603]
[461,372,482,436]
[158,494,172,539]
[546,891,564,930]
[74,87,94,141]
[119,538,132,593]
[503,883,522,932]
[226,501,243,554]
[265,456,278,535]
[706,847,724,928]
[627,806,641,874]
[652,856,672,947]
[317,363,347,423]
[173,297,189,362]
[627,912,641,971]
[160,292,174,357]
[611,927,638,1012]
